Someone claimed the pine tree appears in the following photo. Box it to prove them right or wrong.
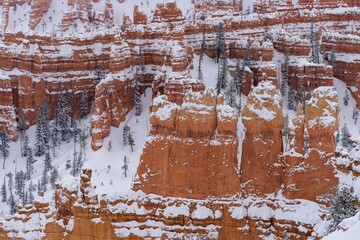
[41,100,50,144]
[234,60,243,95]
[27,183,34,204]
[18,111,26,135]
[1,178,6,202]
[15,171,25,200]
[283,115,290,151]
[26,147,35,180]
[287,79,295,110]
[330,42,336,63]
[213,22,226,63]
[56,94,71,141]
[0,129,10,169]
[309,22,316,63]
[44,152,52,172]
[235,97,242,116]
[80,90,88,119]
[128,131,135,152]
[243,38,252,68]
[94,61,106,86]
[50,168,59,189]
[41,165,48,192]
[18,111,26,157]
[281,49,290,96]
[324,186,359,233]
[216,56,228,94]
[353,107,359,125]
[23,131,30,157]
[134,72,142,116]
[35,105,47,156]
[139,45,145,72]
[37,179,41,196]
[314,34,321,64]
[8,186,17,215]
[123,124,130,146]
[341,123,351,148]
[198,33,206,81]
[122,156,129,178]
[225,77,236,108]
[343,90,350,106]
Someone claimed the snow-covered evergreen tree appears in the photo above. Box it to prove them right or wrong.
[134,72,142,116]
[287,80,295,110]
[80,90,88,119]
[341,123,351,148]
[216,56,228,94]
[0,129,10,169]
[198,33,206,81]
[233,60,243,95]
[1,178,6,202]
[225,77,236,108]
[94,61,106,86]
[128,131,135,152]
[308,21,321,64]
[309,22,317,63]
[123,124,130,146]
[56,94,71,141]
[44,152,52,172]
[18,111,26,134]
[243,38,252,68]
[50,167,59,189]
[8,186,17,215]
[18,111,26,157]
[283,115,290,151]
[27,182,34,204]
[280,49,290,96]
[122,156,129,178]
[41,166,48,192]
[213,22,226,63]
[23,131,30,157]
[324,186,359,233]
[330,42,336,63]
[35,102,50,156]
[15,171,25,200]
[343,89,350,106]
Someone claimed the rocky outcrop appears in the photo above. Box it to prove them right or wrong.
[134,88,240,198]
[0,77,18,141]
[91,77,133,151]
[322,33,360,105]
[240,81,284,196]
[285,87,339,202]
[29,0,52,30]
[0,169,324,239]
[288,64,334,99]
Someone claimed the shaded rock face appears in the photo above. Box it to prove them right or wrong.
[134,88,240,198]
[240,81,284,196]
[285,87,339,202]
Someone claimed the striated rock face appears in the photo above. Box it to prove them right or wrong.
[285,87,339,202]
[322,33,360,105]
[288,64,334,98]
[152,2,184,23]
[0,169,323,240]
[0,78,18,141]
[134,88,240,198]
[240,81,284,196]
[91,77,133,151]
[29,0,52,30]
